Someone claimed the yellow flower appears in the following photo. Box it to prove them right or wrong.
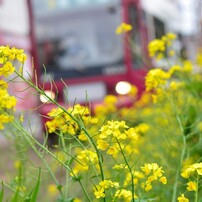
[14,160,22,169]
[148,39,165,57]
[97,139,109,150]
[94,186,105,199]
[73,198,81,202]
[115,23,132,34]
[47,184,58,196]
[99,180,119,189]
[177,194,189,202]
[166,33,176,40]
[0,80,8,89]
[107,146,118,157]
[159,176,167,184]
[19,186,26,193]
[78,132,88,141]
[181,162,202,178]
[145,183,152,191]
[187,181,197,191]
[196,52,202,67]
[113,164,128,170]
[104,94,118,105]
[0,114,14,129]
[115,189,138,202]
[148,33,176,59]
[197,122,202,132]
[145,68,170,91]
[169,50,175,57]
[0,61,15,76]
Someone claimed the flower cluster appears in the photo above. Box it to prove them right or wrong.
[94,94,118,117]
[94,179,119,199]
[148,33,176,60]
[115,23,132,35]
[0,81,16,129]
[72,149,99,176]
[145,68,170,92]
[145,68,170,102]
[0,46,27,129]
[97,120,149,157]
[178,194,189,202]
[46,104,98,140]
[181,162,202,179]
[0,46,26,76]
[141,163,167,191]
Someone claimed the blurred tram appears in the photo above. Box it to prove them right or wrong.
[32,0,149,110]
[0,0,150,125]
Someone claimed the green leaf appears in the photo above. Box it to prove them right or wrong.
[0,182,4,202]
[24,168,41,202]
[11,186,21,202]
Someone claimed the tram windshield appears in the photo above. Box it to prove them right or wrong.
[32,0,125,80]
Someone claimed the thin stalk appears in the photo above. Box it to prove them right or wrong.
[171,114,186,202]
[195,175,199,202]
[60,132,69,199]
[117,140,135,202]
[12,120,92,201]
[15,70,99,201]
[81,127,106,202]
[163,91,187,202]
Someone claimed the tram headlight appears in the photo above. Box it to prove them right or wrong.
[40,90,56,103]
[115,81,132,95]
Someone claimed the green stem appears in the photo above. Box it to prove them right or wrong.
[14,70,100,201]
[163,91,187,202]
[171,115,186,202]
[12,120,92,201]
[60,132,69,200]
[117,140,135,202]
[81,127,106,202]
[195,175,199,202]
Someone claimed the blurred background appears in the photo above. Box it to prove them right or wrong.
[0,0,202,139]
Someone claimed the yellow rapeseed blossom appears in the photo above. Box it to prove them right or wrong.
[115,23,132,35]
[169,61,193,76]
[72,149,98,175]
[148,39,165,57]
[181,162,202,179]
[141,163,167,191]
[47,184,58,197]
[177,194,189,202]
[99,120,128,139]
[195,51,202,67]
[18,186,27,193]
[197,121,202,132]
[186,181,197,191]
[114,189,138,202]
[97,139,109,150]
[0,114,14,129]
[145,68,170,91]
[0,46,27,77]
[46,104,97,136]
[94,180,119,199]
[73,198,81,202]
[148,33,176,59]
[14,160,22,169]
[99,180,119,189]
[0,46,27,129]
[94,186,105,199]
[159,176,167,184]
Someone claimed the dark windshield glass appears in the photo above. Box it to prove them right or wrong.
[32,0,125,80]
[128,5,144,68]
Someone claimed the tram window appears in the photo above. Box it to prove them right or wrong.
[128,5,143,69]
[0,0,29,35]
[154,17,165,39]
